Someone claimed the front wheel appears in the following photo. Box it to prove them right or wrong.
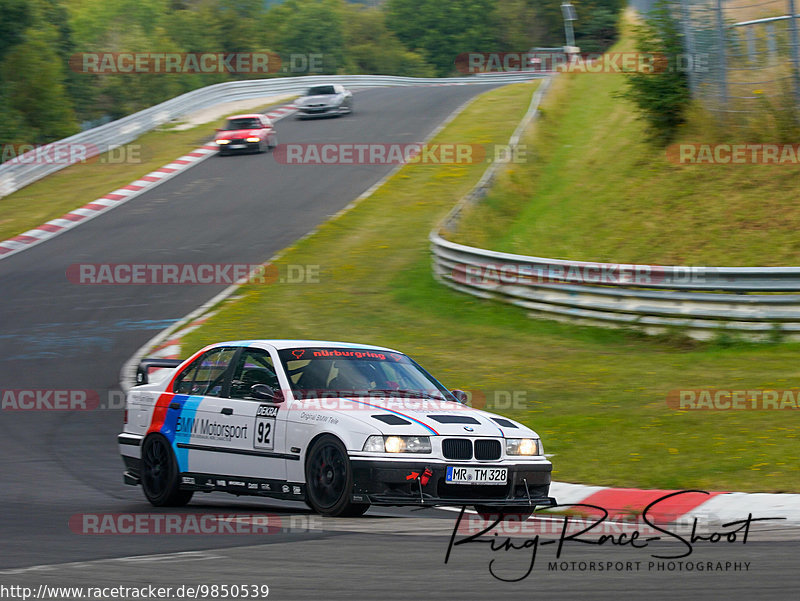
[304,435,369,517]
[141,434,193,507]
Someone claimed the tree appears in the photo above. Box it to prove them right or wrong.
[0,0,31,63]
[342,4,434,76]
[385,0,497,76]
[575,7,618,53]
[493,0,549,51]
[621,1,690,143]
[68,0,168,44]
[0,94,36,154]
[0,24,79,142]
[269,0,346,73]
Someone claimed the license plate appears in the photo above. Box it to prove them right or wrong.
[230,144,246,149]
[446,466,507,485]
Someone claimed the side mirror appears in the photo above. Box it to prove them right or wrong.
[450,389,469,404]
[251,384,283,402]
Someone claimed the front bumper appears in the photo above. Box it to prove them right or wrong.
[296,105,344,117]
[218,140,261,153]
[350,458,555,508]
[121,454,141,486]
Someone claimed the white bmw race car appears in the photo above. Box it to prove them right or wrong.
[119,340,555,516]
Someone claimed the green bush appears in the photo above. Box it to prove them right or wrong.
[621,2,690,144]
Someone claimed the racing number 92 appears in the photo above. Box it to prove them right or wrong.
[257,420,272,446]
[254,405,278,450]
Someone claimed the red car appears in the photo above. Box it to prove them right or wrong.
[215,114,278,155]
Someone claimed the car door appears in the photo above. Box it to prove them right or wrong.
[218,347,288,488]
[169,346,239,479]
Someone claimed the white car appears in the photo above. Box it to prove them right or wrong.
[119,340,555,516]
[294,84,353,118]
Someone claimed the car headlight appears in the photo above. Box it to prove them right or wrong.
[245,137,260,143]
[363,435,432,453]
[216,139,230,145]
[505,438,540,456]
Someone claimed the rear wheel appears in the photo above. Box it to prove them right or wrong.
[304,435,369,517]
[141,434,193,507]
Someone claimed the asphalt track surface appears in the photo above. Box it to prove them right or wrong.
[0,84,798,600]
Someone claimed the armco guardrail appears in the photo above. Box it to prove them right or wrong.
[430,76,800,339]
[0,72,541,199]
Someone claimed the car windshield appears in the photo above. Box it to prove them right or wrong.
[278,347,452,400]
[225,118,261,130]
[306,85,336,96]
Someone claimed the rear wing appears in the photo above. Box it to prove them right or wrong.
[136,358,184,386]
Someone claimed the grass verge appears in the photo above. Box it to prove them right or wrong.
[180,81,799,492]
[451,20,800,267]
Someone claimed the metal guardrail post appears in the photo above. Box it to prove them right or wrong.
[788,0,800,100]
[679,0,698,95]
[715,0,729,111]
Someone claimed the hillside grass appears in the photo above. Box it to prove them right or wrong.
[451,26,800,267]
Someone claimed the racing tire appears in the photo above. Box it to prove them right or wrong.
[474,505,534,522]
[304,435,369,517]
[141,434,193,507]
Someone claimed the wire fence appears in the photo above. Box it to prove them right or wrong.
[670,0,800,119]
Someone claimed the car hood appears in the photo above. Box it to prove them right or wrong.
[292,396,537,438]
[216,128,263,140]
